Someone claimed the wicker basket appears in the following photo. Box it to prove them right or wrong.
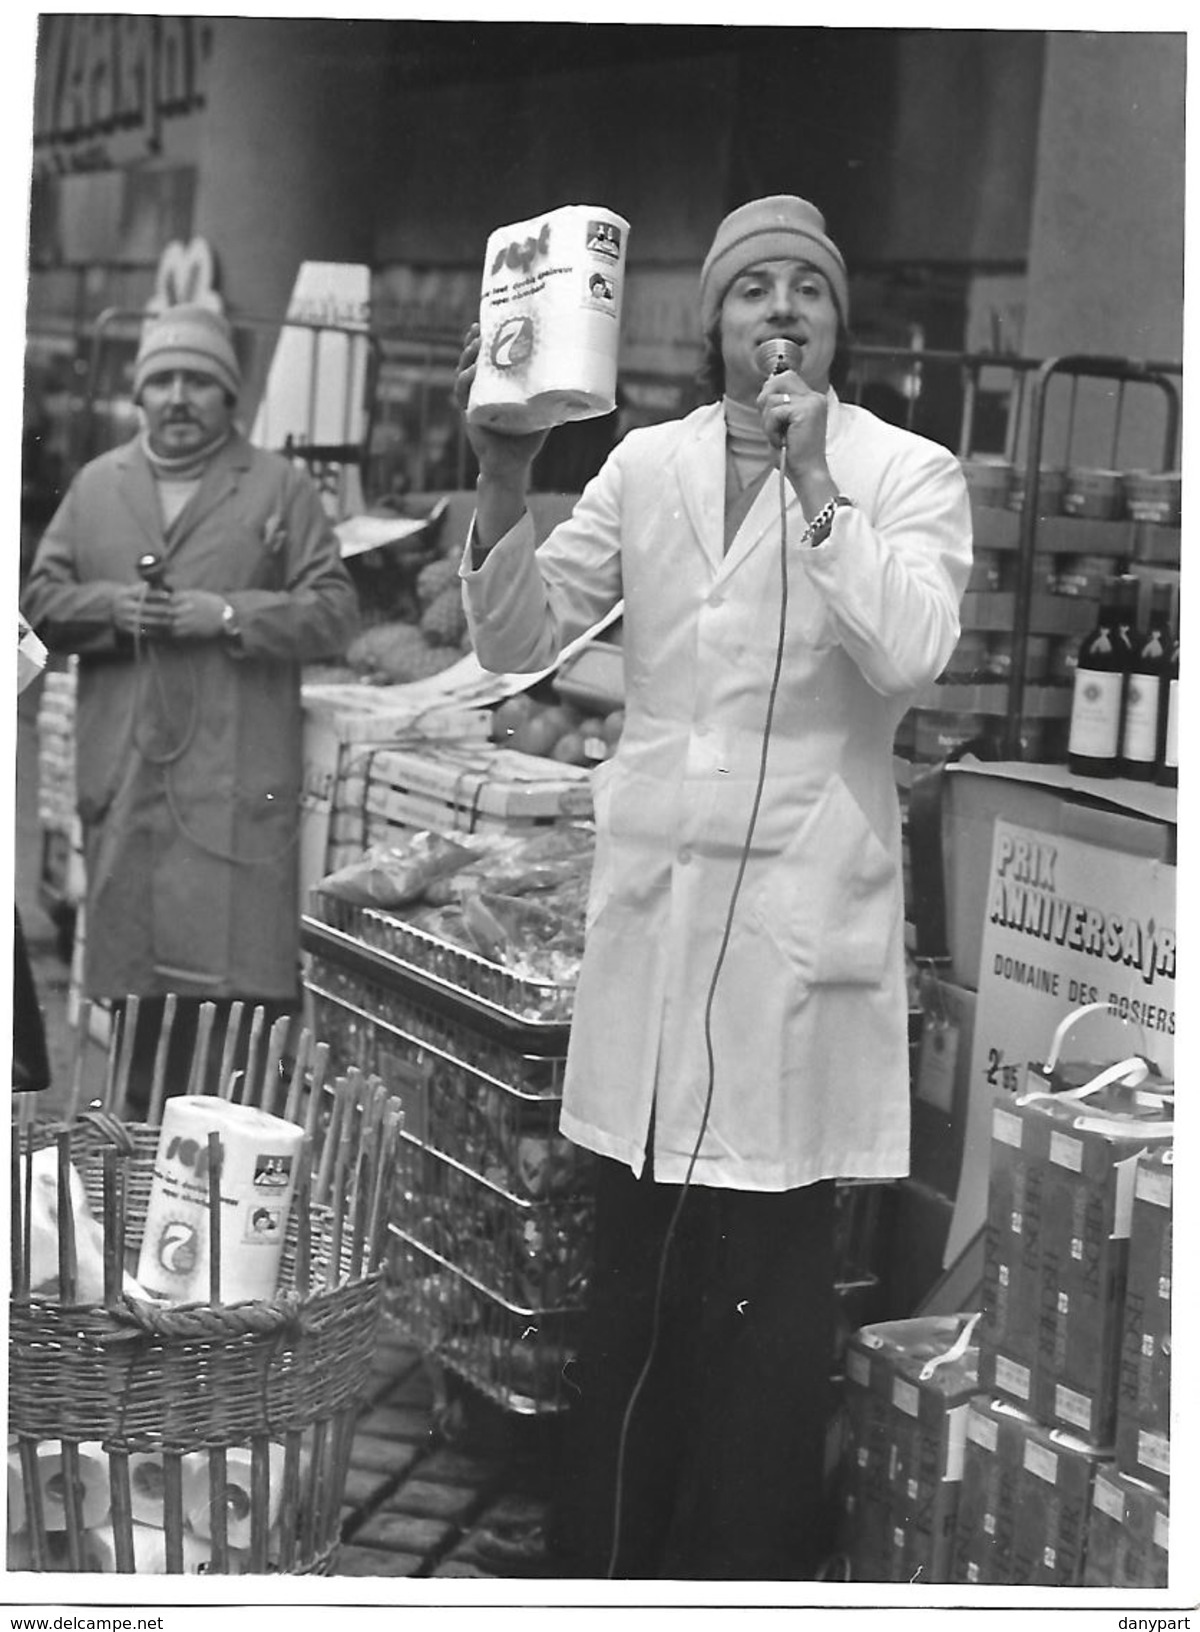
[9,1033,400,1576]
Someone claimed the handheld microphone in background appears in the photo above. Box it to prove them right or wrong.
[754,337,804,378]
[137,552,171,591]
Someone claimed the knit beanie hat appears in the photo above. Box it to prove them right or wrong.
[699,195,850,331]
[132,304,241,400]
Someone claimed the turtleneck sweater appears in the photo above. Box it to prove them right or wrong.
[140,428,232,532]
[723,395,775,490]
[721,396,776,551]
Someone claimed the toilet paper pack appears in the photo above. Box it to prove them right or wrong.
[32,1441,111,1532]
[467,203,630,432]
[135,1096,305,1305]
[183,1443,286,1551]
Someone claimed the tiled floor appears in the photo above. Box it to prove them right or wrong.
[337,1332,567,1578]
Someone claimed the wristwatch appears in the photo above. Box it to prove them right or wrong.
[221,601,241,640]
[801,494,854,548]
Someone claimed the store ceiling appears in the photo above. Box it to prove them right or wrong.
[372,19,820,84]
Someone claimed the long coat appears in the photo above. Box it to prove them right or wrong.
[23,431,359,1001]
[463,395,972,1190]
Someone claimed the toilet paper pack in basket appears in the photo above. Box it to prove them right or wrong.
[467,203,630,432]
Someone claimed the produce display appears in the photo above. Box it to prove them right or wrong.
[345,549,473,685]
[490,690,624,767]
[314,823,594,1017]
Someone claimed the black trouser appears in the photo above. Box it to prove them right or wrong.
[108,995,298,1120]
[552,1153,837,1580]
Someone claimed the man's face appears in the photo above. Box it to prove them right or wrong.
[719,258,840,404]
[140,369,234,457]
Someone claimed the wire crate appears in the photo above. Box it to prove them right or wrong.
[301,906,592,1413]
[307,889,576,1024]
[384,1232,584,1416]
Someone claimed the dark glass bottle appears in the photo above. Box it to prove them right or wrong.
[1067,576,1136,777]
[1121,580,1173,779]
[1157,623,1179,788]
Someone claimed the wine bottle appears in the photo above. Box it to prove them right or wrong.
[1067,576,1135,777]
[1157,622,1179,788]
[1121,579,1173,779]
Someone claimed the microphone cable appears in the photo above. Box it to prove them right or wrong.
[130,584,301,869]
[604,440,793,1579]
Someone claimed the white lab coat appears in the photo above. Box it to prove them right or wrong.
[462,393,972,1189]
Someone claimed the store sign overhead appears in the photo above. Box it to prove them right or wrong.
[32,15,213,173]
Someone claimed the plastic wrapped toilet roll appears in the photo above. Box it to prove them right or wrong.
[467,203,630,432]
[183,1443,286,1551]
[135,1096,305,1305]
[82,1520,212,1574]
[18,1146,150,1304]
[127,1451,172,1527]
[7,1449,26,1534]
[34,1441,110,1531]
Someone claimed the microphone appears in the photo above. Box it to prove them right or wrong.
[137,552,171,591]
[754,337,804,378]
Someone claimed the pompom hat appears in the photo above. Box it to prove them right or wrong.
[699,195,849,331]
[132,303,242,400]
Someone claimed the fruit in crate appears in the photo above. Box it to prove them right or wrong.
[416,556,461,606]
[345,618,461,684]
[491,694,537,742]
[420,585,468,647]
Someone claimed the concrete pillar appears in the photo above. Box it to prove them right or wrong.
[192,19,390,408]
[1021,33,1184,471]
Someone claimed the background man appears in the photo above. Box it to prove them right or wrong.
[23,303,359,1112]
[455,195,972,1578]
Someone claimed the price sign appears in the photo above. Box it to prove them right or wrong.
[945,818,1176,1264]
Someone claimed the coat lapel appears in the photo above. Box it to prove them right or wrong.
[115,444,168,556]
[675,403,727,573]
[165,432,255,547]
[717,389,847,580]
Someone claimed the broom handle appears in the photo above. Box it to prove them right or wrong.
[216,1000,245,1103]
[283,1029,311,1126]
[188,1001,217,1097]
[65,996,91,1120]
[110,993,139,1117]
[146,991,178,1128]
[258,1015,290,1116]
[207,1131,223,1304]
[241,1004,266,1105]
[304,1042,331,1144]
[314,1076,347,1208]
[55,1131,78,1305]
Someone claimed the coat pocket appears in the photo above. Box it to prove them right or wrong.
[748,775,899,987]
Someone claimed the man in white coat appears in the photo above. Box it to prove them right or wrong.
[456,196,973,1579]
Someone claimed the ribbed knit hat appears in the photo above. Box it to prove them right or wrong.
[132,303,242,400]
[699,195,849,331]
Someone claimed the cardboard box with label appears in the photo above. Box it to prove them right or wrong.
[1116,1146,1173,1491]
[952,1397,1107,1585]
[839,1315,979,1583]
[1083,1465,1169,1588]
[978,1081,1172,1446]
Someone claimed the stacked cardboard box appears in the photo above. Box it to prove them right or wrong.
[955,1069,1173,1585]
[953,1396,1108,1585]
[978,1084,1171,1444]
[838,1315,979,1583]
[1083,1466,1169,1588]
[327,742,593,858]
[1115,1147,1172,1492]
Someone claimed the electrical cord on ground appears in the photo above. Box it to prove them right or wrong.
[604,445,792,1580]
[130,583,300,868]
